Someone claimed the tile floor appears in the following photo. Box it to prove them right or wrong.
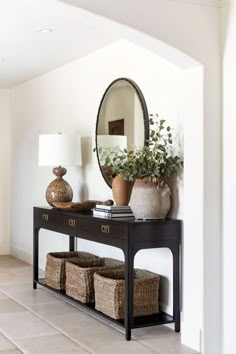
[0,256,200,354]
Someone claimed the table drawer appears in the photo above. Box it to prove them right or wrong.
[59,215,78,231]
[59,214,126,239]
[78,218,126,239]
[34,209,58,227]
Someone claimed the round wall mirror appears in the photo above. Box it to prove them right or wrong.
[96,78,149,188]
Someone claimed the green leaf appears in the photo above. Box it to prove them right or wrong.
[99,113,183,182]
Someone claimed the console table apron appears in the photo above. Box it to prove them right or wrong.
[33,207,181,340]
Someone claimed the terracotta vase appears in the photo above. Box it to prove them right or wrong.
[130,178,171,219]
[112,174,134,206]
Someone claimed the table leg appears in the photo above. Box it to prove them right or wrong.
[173,247,180,332]
[124,248,134,341]
[33,228,39,289]
[69,236,75,251]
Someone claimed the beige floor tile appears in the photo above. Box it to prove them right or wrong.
[0,332,16,351]
[16,334,90,354]
[30,301,80,318]
[0,311,58,340]
[132,325,177,339]
[47,311,105,331]
[4,288,62,308]
[0,269,21,284]
[138,334,197,354]
[0,265,43,285]
[48,313,157,354]
[0,290,8,299]
[0,282,41,296]
[0,256,200,354]
[0,350,23,354]
[8,267,44,279]
[5,273,33,283]
[0,263,31,273]
[0,298,27,314]
[68,327,157,354]
[0,256,26,267]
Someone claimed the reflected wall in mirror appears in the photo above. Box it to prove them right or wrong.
[96,78,149,188]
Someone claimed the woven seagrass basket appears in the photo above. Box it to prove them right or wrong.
[45,251,99,291]
[94,268,160,319]
[65,258,124,303]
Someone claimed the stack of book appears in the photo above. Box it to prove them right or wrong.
[93,204,134,219]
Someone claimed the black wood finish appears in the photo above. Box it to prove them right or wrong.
[33,207,181,340]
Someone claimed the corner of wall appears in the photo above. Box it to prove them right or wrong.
[10,246,33,265]
[181,321,202,352]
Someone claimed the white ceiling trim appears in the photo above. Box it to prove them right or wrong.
[169,0,233,7]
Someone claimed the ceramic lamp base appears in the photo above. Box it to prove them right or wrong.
[46,166,73,207]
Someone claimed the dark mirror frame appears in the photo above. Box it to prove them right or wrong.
[95,77,149,188]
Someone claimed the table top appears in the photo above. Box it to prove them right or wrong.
[34,206,181,225]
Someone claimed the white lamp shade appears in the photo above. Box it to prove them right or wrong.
[97,135,127,150]
[38,134,82,166]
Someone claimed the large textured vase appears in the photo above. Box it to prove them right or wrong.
[130,178,171,219]
[112,174,134,206]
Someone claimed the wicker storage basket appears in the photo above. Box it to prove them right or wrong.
[65,258,124,303]
[94,268,160,319]
[45,251,99,291]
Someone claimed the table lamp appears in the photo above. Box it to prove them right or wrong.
[97,135,127,151]
[38,133,82,206]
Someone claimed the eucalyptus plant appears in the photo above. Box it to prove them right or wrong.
[98,114,183,183]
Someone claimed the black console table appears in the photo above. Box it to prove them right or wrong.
[33,206,181,340]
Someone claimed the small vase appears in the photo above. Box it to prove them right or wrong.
[130,178,171,219]
[112,174,134,206]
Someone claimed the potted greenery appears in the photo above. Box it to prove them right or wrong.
[102,114,183,218]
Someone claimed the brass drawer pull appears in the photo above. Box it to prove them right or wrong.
[101,225,110,234]
[42,214,48,221]
[68,219,76,227]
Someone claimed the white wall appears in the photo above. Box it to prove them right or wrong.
[63,2,221,353]
[6,1,222,352]
[3,0,226,352]
[0,90,11,255]
[181,66,204,351]
[10,37,206,352]
[222,3,236,354]
[11,40,184,312]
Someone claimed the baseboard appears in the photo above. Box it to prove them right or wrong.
[10,247,33,265]
[181,321,202,352]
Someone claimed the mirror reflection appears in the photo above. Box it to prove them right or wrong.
[96,78,149,187]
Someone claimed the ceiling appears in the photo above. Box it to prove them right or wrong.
[0,0,121,88]
[61,0,231,9]
[0,0,220,89]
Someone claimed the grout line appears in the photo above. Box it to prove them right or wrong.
[0,288,93,354]
[0,259,199,354]
[0,285,160,354]
[0,283,183,354]
[0,330,23,353]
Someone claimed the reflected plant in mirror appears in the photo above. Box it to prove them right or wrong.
[102,113,183,183]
